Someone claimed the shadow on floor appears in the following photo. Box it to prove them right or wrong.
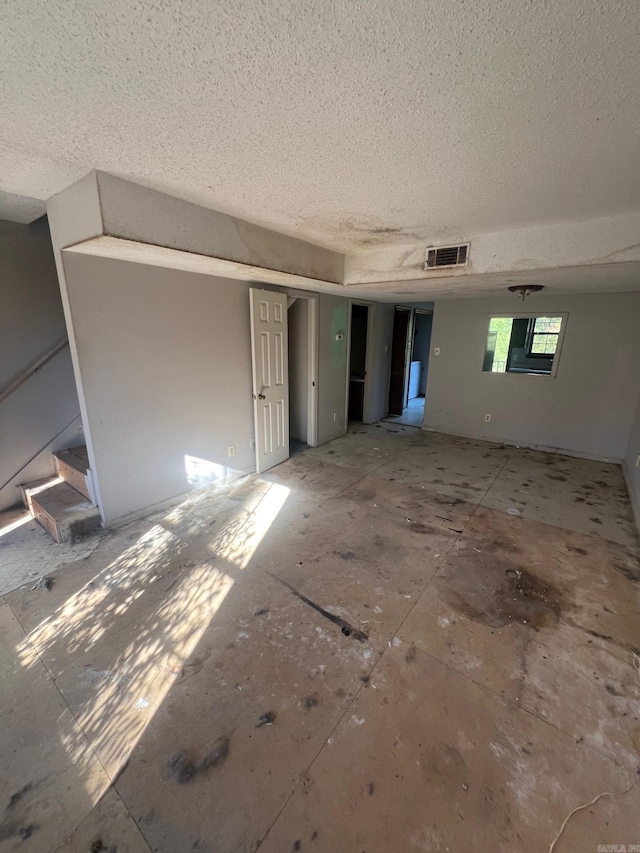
[1,425,639,851]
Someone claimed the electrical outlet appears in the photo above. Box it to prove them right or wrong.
[434,346,441,356]
[228,444,236,458]
[333,412,339,422]
[484,414,491,423]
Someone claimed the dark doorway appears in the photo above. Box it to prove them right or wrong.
[388,307,411,416]
[389,310,433,426]
[410,310,433,396]
[288,297,309,454]
[348,304,369,421]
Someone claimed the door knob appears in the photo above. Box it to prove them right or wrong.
[258,393,266,400]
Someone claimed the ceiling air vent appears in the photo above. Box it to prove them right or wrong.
[425,243,469,270]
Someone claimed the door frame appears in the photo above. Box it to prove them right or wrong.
[346,299,376,424]
[402,308,416,409]
[283,288,319,447]
[404,308,433,405]
[388,306,412,416]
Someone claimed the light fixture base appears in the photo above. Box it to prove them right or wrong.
[508,284,544,301]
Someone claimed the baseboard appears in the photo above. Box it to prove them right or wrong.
[622,461,640,536]
[420,424,622,465]
[317,427,347,445]
[105,467,254,530]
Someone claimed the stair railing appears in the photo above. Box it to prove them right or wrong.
[0,337,77,494]
[0,337,69,406]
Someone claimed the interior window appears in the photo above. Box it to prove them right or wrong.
[482,315,565,376]
[527,316,561,357]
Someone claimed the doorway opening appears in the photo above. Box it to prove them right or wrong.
[287,293,318,455]
[386,307,433,427]
[347,303,369,423]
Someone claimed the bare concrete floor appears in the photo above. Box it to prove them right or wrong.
[383,396,425,427]
[1,425,639,852]
[0,506,104,596]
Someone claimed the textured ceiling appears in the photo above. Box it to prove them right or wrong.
[2,0,640,262]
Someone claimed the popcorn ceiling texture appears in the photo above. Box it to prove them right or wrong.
[2,0,640,256]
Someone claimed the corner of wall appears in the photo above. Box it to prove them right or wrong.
[622,391,640,536]
[46,172,106,522]
[47,172,103,252]
[317,426,348,446]
[622,461,640,536]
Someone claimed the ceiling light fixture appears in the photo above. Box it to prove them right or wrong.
[508,284,544,301]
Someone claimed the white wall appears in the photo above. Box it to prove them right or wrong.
[0,356,83,508]
[0,219,82,509]
[364,303,394,423]
[317,294,349,443]
[62,252,257,525]
[61,253,349,525]
[288,298,309,443]
[47,173,347,518]
[1,219,67,386]
[424,292,640,461]
[624,398,640,533]
[97,173,345,284]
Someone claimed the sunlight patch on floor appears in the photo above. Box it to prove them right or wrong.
[0,511,32,538]
[17,524,176,668]
[14,478,288,804]
[210,481,289,569]
[56,560,235,786]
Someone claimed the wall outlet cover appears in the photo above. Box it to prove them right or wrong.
[484,414,491,422]
[434,346,441,355]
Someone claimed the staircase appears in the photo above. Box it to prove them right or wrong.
[18,446,102,543]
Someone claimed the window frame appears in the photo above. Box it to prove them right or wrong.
[481,312,568,379]
[525,316,561,360]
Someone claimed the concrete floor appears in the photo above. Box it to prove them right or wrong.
[384,395,425,427]
[1,424,639,852]
[0,506,104,596]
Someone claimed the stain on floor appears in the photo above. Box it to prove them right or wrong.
[0,424,639,852]
[438,551,565,629]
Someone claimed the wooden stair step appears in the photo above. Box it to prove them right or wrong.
[53,445,91,502]
[31,481,101,544]
[18,476,62,513]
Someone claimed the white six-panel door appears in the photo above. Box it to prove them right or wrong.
[249,288,290,474]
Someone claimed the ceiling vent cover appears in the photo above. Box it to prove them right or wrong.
[425,243,469,270]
